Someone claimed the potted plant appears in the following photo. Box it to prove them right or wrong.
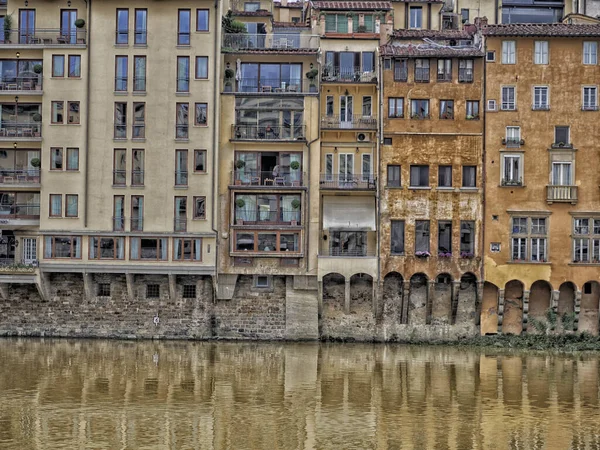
[306,68,318,93]
[438,252,452,258]
[235,198,245,224]
[415,251,431,258]
[30,158,41,168]
[235,159,245,169]
[33,64,43,74]
[290,198,301,225]
[3,14,12,43]
[224,68,235,92]
[460,252,474,259]
[290,160,300,171]
[74,18,86,28]
[357,25,367,33]
[32,113,42,122]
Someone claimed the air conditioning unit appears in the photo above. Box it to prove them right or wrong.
[356,132,370,142]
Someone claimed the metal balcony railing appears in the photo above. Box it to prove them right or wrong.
[113,170,126,186]
[222,33,319,51]
[231,170,304,187]
[503,137,522,148]
[3,29,87,45]
[175,171,188,186]
[532,103,550,111]
[0,122,41,138]
[133,77,146,92]
[113,216,125,231]
[0,203,40,218]
[176,125,189,139]
[131,170,144,186]
[320,248,377,257]
[114,125,126,139]
[321,66,377,83]
[0,76,42,91]
[132,124,145,139]
[501,177,522,187]
[115,76,128,91]
[176,77,190,93]
[232,124,306,141]
[320,114,377,129]
[234,208,301,225]
[0,169,40,184]
[174,218,187,232]
[414,68,430,82]
[458,68,473,83]
[230,78,317,94]
[547,185,578,204]
[320,174,376,190]
[116,30,147,45]
[130,217,143,231]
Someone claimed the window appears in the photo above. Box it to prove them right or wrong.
[533,86,549,110]
[362,154,371,181]
[458,60,473,82]
[573,217,600,263]
[174,238,202,261]
[461,8,469,23]
[326,96,334,116]
[502,41,516,64]
[486,51,496,62]
[113,149,126,185]
[466,100,479,119]
[551,161,572,186]
[505,126,521,147]
[409,6,422,29]
[43,236,82,259]
[460,221,475,257]
[554,126,570,146]
[511,217,547,262]
[255,276,270,288]
[90,237,125,260]
[234,231,301,253]
[132,149,144,186]
[197,9,209,32]
[146,284,160,298]
[437,59,451,82]
[113,195,124,230]
[52,55,65,77]
[114,102,127,139]
[175,149,188,186]
[65,194,78,217]
[134,56,146,92]
[183,285,197,298]
[194,196,206,219]
[410,165,429,187]
[384,137,392,145]
[49,194,62,217]
[176,103,189,139]
[387,165,401,187]
[234,96,304,140]
[174,196,187,231]
[194,150,207,173]
[411,99,429,119]
[51,148,63,170]
[115,55,128,91]
[438,165,452,187]
[534,41,548,65]
[511,217,527,261]
[462,166,476,187]
[130,238,168,260]
[68,55,81,77]
[583,86,598,110]
[134,9,147,45]
[415,220,430,254]
[394,59,408,81]
[178,9,191,45]
[583,41,597,65]
[388,97,404,118]
[116,9,129,44]
[391,220,405,254]
[133,102,145,138]
[131,195,144,231]
[501,86,516,110]
[97,283,111,297]
[66,148,79,171]
[487,99,497,111]
[362,96,372,116]
[67,102,80,124]
[501,153,522,186]
[177,56,190,92]
[438,221,452,255]
[195,103,207,126]
[325,14,348,33]
[415,59,429,82]
[195,56,208,79]
[440,100,454,119]
[234,194,301,225]
[51,101,64,124]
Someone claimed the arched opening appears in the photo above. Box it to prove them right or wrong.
[503,280,524,335]
[322,273,345,308]
[432,273,452,325]
[558,282,576,332]
[383,272,404,321]
[456,273,477,324]
[481,282,499,335]
[409,273,428,325]
[579,281,600,335]
[528,280,552,334]
[350,273,373,313]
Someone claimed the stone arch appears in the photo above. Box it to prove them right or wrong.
[481,282,499,335]
[322,273,345,307]
[432,273,453,325]
[580,281,600,335]
[349,273,373,313]
[528,280,552,333]
[503,280,524,335]
[456,273,478,325]
[383,272,404,321]
[558,281,576,332]
[409,273,429,325]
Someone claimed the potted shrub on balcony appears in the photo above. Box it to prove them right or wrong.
[306,68,318,93]
[290,198,301,225]
[224,68,235,92]
[460,252,474,259]
[33,64,43,74]
[415,251,431,258]
[235,198,245,224]
[74,19,86,28]
[3,14,12,44]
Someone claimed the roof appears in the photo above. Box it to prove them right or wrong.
[312,1,392,10]
[231,10,273,16]
[392,29,474,39]
[273,1,304,7]
[380,43,484,57]
[482,23,600,37]
[391,0,444,3]
[273,21,310,28]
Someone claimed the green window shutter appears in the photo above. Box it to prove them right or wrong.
[325,14,336,32]
[364,15,373,32]
[352,14,359,32]
[337,14,348,33]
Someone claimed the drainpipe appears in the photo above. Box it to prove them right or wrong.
[377,48,382,292]
[211,0,222,291]
[481,42,487,286]
[83,0,91,227]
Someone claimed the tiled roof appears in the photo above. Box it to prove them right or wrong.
[312,1,392,10]
[392,29,474,39]
[273,21,310,28]
[391,0,444,3]
[482,23,600,37]
[380,43,484,57]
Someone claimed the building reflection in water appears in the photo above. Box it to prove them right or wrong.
[0,339,599,449]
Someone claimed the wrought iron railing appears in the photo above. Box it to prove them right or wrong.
[231,124,306,140]
[222,33,319,51]
[3,29,87,45]
[0,122,41,138]
[319,173,376,190]
[320,114,377,129]
[231,170,305,187]
[321,66,377,83]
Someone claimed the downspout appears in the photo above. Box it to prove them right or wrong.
[83,0,91,227]
[212,0,222,289]
[481,41,487,288]
[494,0,498,24]
[377,47,382,299]
[306,131,319,274]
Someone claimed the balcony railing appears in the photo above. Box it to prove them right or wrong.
[0,122,41,138]
[113,170,126,186]
[503,138,522,148]
[174,218,187,232]
[176,125,189,139]
[458,68,473,83]
[175,171,188,186]
[229,78,317,94]
[3,29,87,46]
[532,103,550,111]
[501,178,522,187]
[131,217,143,231]
[132,170,144,186]
[0,77,42,92]
[232,124,306,141]
[235,208,301,225]
[231,170,305,187]
[320,174,376,190]
[320,115,377,130]
[115,76,128,91]
[0,203,40,219]
[320,248,377,257]
[113,216,125,231]
[222,33,319,51]
[547,185,578,204]
[321,66,377,83]
[115,30,147,45]
[0,169,40,184]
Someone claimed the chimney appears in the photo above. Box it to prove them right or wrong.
[474,16,488,29]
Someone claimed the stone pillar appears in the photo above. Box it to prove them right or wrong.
[373,280,382,320]
[317,279,323,318]
[522,290,530,333]
[426,280,435,325]
[574,290,582,332]
[344,278,351,314]
[125,273,135,299]
[497,289,505,333]
[451,280,460,325]
[82,273,93,300]
[551,290,560,313]
[401,280,410,324]
[475,281,484,326]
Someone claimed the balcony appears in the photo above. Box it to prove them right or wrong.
[0,77,43,94]
[222,33,319,52]
[321,66,377,83]
[2,29,87,47]
[0,123,42,140]
[0,203,40,220]
[502,137,523,148]
[231,124,306,141]
[501,177,522,187]
[234,208,301,226]
[231,170,305,188]
[547,185,577,204]
[320,115,377,130]
[320,174,376,190]
[0,170,40,186]
[227,78,317,94]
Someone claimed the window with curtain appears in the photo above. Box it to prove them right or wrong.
[325,14,348,33]
[135,9,147,44]
[460,221,475,255]
[195,103,207,126]
[89,237,125,259]
[175,150,188,186]
[132,150,144,186]
[116,9,129,44]
[194,196,206,219]
[174,238,202,260]
[68,56,81,77]
[114,102,127,138]
[133,103,145,138]
[415,220,430,253]
[462,166,476,187]
[438,165,452,187]
[115,55,128,91]
[176,103,189,138]
[51,148,63,170]
[391,220,405,254]
[113,195,124,230]
[65,194,78,217]
[134,56,146,91]
[50,194,62,217]
[502,40,516,64]
[438,221,452,254]
[195,56,208,79]
[130,237,168,260]
[44,236,81,259]
[362,96,372,116]
[552,162,572,186]
[177,56,190,92]
[131,196,144,230]
[439,100,454,119]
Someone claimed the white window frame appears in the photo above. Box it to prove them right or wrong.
[501,153,522,186]
[533,86,549,110]
[487,99,497,111]
[534,41,548,65]
[486,51,496,62]
[582,85,598,110]
[512,237,527,261]
[505,126,520,146]
[551,161,572,186]
[502,40,516,64]
[501,86,516,110]
[583,41,598,65]
[530,237,547,262]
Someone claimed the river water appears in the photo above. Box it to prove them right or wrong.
[1,339,599,449]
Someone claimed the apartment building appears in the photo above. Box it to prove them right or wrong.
[482,23,600,336]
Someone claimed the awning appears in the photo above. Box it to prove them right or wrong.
[322,196,376,230]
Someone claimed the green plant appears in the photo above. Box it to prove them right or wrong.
[357,25,367,33]
[235,198,245,208]
[74,18,86,28]
[306,68,318,80]
[290,161,300,170]
[3,14,12,43]
[561,311,577,332]
[33,64,43,74]
[222,11,247,34]
[235,159,245,169]
[291,199,301,209]
[225,68,235,79]
[30,158,41,168]
[32,113,42,122]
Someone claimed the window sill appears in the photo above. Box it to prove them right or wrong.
[132,91,147,96]
[133,44,148,48]
[176,92,190,96]
[500,108,518,112]
[499,184,526,188]
[436,187,454,191]
[386,186,403,189]
[112,185,127,189]
[175,138,189,143]
[569,262,600,266]
[408,186,431,190]
[459,187,479,192]
[193,171,208,175]
[507,261,551,265]
[114,91,128,96]
[194,78,209,81]
[388,116,404,119]
[132,138,146,143]
[130,185,145,189]
[193,124,208,128]
[114,44,129,48]
[113,138,127,142]
[193,217,207,221]
[176,45,191,49]
[174,185,188,189]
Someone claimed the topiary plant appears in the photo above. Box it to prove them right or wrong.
[290,161,300,170]
[74,18,85,28]
[235,198,245,208]
[291,199,301,209]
